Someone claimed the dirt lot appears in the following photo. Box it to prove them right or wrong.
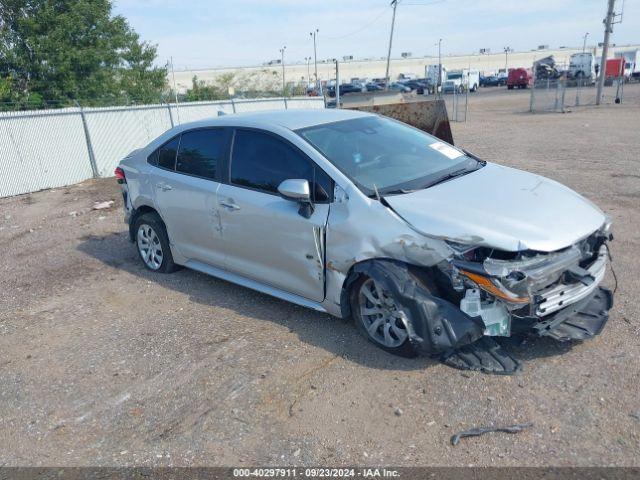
[1,85,639,467]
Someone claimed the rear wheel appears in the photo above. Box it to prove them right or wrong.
[350,275,417,357]
[133,212,179,273]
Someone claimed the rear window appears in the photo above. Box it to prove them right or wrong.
[176,129,226,180]
[157,137,180,170]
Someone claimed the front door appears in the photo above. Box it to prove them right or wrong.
[217,129,333,302]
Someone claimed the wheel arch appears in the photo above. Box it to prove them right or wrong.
[129,204,162,242]
[338,258,484,355]
[338,258,442,319]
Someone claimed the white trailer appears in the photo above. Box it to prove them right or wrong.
[425,64,447,92]
[614,50,640,80]
[569,52,596,80]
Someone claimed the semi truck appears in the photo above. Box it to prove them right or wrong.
[507,68,532,89]
[442,69,480,93]
[568,52,596,80]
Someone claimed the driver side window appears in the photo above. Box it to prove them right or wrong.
[230,129,332,202]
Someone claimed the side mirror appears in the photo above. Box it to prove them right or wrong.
[278,179,311,202]
[277,179,315,218]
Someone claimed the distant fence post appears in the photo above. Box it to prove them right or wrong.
[230,98,236,113]
[529,82,535,112]
[74,101,99,178]
[166,103,175,128]
[284,97,288,109]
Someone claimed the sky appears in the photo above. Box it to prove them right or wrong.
[113,0,640,70]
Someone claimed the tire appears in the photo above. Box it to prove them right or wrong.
[507,85,514,90]
[349,274,418,358]
[133,212,179,273]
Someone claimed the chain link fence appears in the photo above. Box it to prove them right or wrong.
[0,97,325,198]
[443,89,469,122]
[530,77,625,113]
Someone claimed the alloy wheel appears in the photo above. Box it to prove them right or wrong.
[358,278,408,348]
[137,224,163,270]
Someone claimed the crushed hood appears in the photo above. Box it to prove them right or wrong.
[384,163,605,252]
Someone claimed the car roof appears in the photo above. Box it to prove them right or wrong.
[174,108,373,132]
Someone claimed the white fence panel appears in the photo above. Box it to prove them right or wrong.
[233,98,287,112]
[285,97,325,109]
[0,109,93,197]
[84,105,173,177]
[172,100,235,124]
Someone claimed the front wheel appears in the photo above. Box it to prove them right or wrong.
[350,276,417,357]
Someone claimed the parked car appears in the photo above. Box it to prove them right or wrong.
[442,79,463,94]
[389,82,411,93]
[326,83,364,97]
[507,68,532,89]
[365,82,384,92]
[481,75,501,87]
[399,79,428,94]
[116,109,614,373]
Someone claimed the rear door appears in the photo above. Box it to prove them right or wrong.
[150,128,230,266]
[216,128,333,302]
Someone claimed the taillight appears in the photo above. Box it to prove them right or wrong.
[114,167,126,184]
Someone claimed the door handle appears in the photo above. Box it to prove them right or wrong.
[156,183,173,191]
[220,201,241,211]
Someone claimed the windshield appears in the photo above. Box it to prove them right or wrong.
[447,73,462,79]
[296,116,480,196]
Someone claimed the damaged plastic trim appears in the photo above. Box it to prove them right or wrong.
[346,259,484,355]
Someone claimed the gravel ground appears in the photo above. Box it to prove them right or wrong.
[1,85,639,467]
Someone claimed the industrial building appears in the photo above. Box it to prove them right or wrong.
[170,44,640,93]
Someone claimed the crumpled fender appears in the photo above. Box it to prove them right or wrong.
[346,259,485,355]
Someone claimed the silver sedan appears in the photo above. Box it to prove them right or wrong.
[116,109,613,373]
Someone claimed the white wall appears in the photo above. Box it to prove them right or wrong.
[172,44,640,92]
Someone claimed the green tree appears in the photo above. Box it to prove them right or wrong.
[0,0,167,108]
[185,75,226,102]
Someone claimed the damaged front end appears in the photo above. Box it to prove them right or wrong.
[430,222,615,372]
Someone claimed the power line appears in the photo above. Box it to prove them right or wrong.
[322,5,390,40]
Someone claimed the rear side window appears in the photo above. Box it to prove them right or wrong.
[231,130,332,202]
[176,129,226,180]
[157,137,180,170]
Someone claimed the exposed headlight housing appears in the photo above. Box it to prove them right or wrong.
[457,269,531,305]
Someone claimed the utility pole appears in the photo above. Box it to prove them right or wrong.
[310,30,321,94]
[384,0,398,90]
[279,46,286,97]
[582,32,589,52]
[305,57,311,87]
[437,38,442,97]
[596,0,616,105]
[504,46,511,73]
[335,59,340,109]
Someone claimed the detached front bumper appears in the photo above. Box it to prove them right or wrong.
[533,286,613,341]
[519,245,613,341]
[535,245,608,317]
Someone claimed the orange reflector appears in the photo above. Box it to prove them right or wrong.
[459,270,530,304]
